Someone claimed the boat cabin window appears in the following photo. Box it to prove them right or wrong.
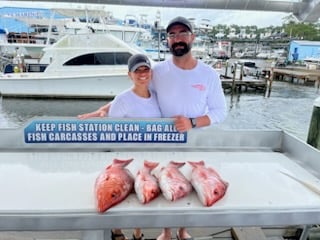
[124,31,137,43]
[107,30,140,44]
[244,62,256,68]
[63,52,132,65]
[110,30,123,41]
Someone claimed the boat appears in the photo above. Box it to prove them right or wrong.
[197,18,212,33]
[59,8,149,44]
[0,32,147,99]
[231,60,259,77]
[0,7,69,61]
[0,7,150,67]
[304,57,320,70]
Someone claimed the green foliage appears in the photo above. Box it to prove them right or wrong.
[207,21,320,41]
[283,22,320,41]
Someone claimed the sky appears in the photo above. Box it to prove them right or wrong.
[0,1,290,28]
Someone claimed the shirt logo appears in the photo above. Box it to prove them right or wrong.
[192,84,206,91]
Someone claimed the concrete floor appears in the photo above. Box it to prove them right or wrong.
[0,228,232,240]
[1,225,320,240]
[0,227,297,240]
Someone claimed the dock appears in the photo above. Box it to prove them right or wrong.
[218,64,320,97]
[271,67,320,88]
[221,77,268,94]
[216,64,269,94]
[206,59,271,95]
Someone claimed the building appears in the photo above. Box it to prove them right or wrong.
[288,40,320,61]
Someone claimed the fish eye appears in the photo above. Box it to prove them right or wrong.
[214,189,219,195]
[111,191,120,199]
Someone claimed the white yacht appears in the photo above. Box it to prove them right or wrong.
[0,32,149,99]
[0,7,149,63]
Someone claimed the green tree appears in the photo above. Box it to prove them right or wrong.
[284,22,320,40]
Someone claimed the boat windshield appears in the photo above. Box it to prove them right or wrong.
[63,52,132,66]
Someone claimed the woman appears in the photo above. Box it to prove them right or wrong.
[109,53,161,240]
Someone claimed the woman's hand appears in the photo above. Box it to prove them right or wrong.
[77,109,107,119]
[77,103,111,119]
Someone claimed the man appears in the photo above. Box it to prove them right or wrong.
[151,16,226,133]
[78,16,227,240]
[151,16,226,240]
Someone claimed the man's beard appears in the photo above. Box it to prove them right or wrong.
[170,42,191,57]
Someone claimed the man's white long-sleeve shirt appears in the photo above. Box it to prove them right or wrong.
[151,58,227,124]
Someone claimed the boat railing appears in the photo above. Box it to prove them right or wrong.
[6,32,56,45]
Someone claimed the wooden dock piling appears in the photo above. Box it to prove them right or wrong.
[307,96,320,150]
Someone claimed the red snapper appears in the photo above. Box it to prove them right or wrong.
[134,160,160,204]
[95,158,134,212]
[158,161,192,201]
[188,160,228,206]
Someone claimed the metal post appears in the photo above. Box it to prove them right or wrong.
[299,225,311,240]
[232,64,237,93]
[267,68,273,97]
[81,230,109,240]
[225,60,228,77]
[307,96,320,150]
[239,63,244,80]
[158,28,161,61]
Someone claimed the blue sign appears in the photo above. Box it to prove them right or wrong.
[24,119,187,143]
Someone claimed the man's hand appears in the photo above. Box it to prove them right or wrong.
[174,115,193,133]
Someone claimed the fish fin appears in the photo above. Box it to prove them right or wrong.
[106,165,112,170]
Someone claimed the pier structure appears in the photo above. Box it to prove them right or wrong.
[213,61,270,95]
[271,67,320,89]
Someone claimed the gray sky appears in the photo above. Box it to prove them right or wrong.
[1,1,289,28]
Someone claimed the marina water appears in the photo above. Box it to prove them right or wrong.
[0,80,319,142]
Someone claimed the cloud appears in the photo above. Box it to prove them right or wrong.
[95,5,288,28]
[1,1,288,28]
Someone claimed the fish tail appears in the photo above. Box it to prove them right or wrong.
[188,160,205,168]
[144,160,160,170]
[113,158,134,167]
[169,160,185,168]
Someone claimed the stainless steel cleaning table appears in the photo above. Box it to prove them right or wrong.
[0,118,320,240]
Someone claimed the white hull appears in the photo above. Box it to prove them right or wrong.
[0,72,131,98]
[0,32,148,99]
